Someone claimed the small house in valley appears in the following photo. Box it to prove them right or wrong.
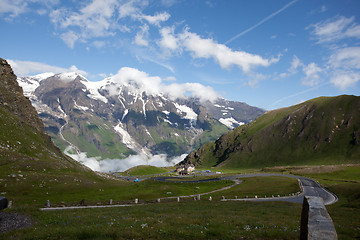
[176,164,195,175]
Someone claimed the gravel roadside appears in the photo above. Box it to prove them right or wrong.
[0,211,33,234]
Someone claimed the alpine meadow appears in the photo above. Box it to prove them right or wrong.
[1,0,360,239]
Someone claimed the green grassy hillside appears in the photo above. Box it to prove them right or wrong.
[124,165,169,176]
[183,95,360,169]
[0,58,120,207]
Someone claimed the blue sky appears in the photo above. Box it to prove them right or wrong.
[1,0,359,110]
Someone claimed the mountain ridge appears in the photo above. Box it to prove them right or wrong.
[181,95,360,168]
[0,57,100,179]
[17,70,264,171]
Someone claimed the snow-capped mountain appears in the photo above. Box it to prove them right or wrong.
[17,70,265,163]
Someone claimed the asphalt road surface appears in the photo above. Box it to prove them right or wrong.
[152,173,338,205]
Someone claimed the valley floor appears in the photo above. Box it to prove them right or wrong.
[1,164,359,239]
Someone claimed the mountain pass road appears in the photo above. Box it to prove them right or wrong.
[152,173,338,205]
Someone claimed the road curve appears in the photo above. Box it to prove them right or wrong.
[153,173,338,205]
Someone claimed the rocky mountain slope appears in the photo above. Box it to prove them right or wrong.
[0,58,105,191]
[17,70,264,162]
[181,95,360,168]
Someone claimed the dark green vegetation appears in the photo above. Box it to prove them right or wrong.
[4,201,302,239]
[60,113,135,159]
[2,176,302,239]
[2,177,234,208]
[2,166,360,239]
[183,95,360,169]
[123,165,169,176]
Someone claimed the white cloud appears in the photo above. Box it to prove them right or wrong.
[140,12,170,26]
[0,0,27,17]
[328,47,360,70]
[327,47,360,89]
[60,31,79,48]
[159,26,179,53]
[118,0,145,18]
[134,24,149,46]
[284,49,360,90]
[164,76,176,82]
[244,73,267,88]
[277,55,302,79]
[50,0,123,46]
[306,16,360,90]
[168,82,220,102]
[49,0,170,48]
[50,0,119,41]
[0,0,58,18]
[106,67,220,102]
[278,55,325,88]
[290,55,301,73]
[109,67,163,96]
[308,15,360,43]
[302,62,322,86]
[320,5,328,13]
[67,151,186,172]
[330,72,360,90]
[7,59,88,77]
[179,29,278,72]
[92,40,107,49]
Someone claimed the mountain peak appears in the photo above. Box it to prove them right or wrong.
[54,72,87,82]
[15,68,265,172]
[29,72,55,81]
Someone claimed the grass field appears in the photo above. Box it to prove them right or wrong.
[123,165,170,176]
[203,176,300,200]
[1,165,359,239]
[3,201,303,239]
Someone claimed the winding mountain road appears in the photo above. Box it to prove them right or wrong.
[152,173,338,205]
[40,173,337,211]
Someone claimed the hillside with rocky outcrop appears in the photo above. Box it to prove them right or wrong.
[0,58,105,189]
[181,95,360,168]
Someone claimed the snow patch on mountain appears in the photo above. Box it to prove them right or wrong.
[80,79,108,103]
[17,73,53,97]
[56,72,84,82]
[114,122,137,150]
[173,103,197,120]
[17,78,40,98]
[219,117,245,129]
[36,100,67,119]
[141,97,148,119]
[73,101,89,111]
[164,118,173,125]
[121,109,129,121]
